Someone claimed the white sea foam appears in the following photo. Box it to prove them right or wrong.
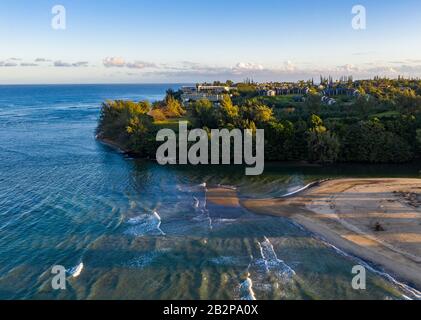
[281,183,313,198]
[126,211,166,236]
[67,262,84,278]
[127,215,147,225]
[239,277,256,301]
[193,184,213,230]
[314,233,421,300]
[217,184,237,190]
[215,218,237,224]
[193,196,200,209]
[153,211,166,235]
[235,238,295,300]
[177,183,207,192]
[257,237,295,278]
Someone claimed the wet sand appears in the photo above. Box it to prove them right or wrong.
[207,187,240,208]
[208,179,421,290]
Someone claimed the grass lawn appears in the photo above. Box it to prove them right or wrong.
[154,117,191,131]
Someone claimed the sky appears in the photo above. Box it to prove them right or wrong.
[1,0,421,84]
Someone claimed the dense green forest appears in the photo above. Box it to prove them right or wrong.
[96,78,421,164]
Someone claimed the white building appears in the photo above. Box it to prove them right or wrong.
[181,85,232,104]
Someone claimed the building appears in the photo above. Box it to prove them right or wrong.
[180,85,232,105]
[275,85,309,95]
[321,96,336,105]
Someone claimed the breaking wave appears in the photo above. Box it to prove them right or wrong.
[239,276,256,301]
[126,211,166,236]
[256,237,296,278]
[191,183,213,230]
[67,262,84,278]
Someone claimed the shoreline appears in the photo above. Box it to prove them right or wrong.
[96,136,131,154]
[98,136,421,292]
[209,178,421,293]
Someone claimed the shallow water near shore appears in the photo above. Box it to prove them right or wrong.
[0,84,420,300]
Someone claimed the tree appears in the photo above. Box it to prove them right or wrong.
[416,129,421,157]
[354,95,374,118]
[164,95,185,118]
[341,119,412,163]
[149,108,167,121]
[264,120,291,160]
[138,100,152,114]
[236,83,258,98]
[396,89,421,115]
[97,100,151,139]
[96,100,155,156]
[192,99,217,128]
[219,94,239,126]
[309,114,324,131]
[253,105,274,124]
[307,130,340,163]
[241,99,273,124]
[307,115,340,163]
[305,94,321,115]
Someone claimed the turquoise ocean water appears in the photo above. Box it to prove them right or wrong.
[0,84,420,300]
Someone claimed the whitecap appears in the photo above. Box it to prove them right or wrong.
[257,237,295,278]
[67,262,84,278]
[125,211,166,236]
[281,183,313,198]
[153,211,166,236]
[217,184,237,190]
[314,233,421,300]
[193,196,200,209]
[239,277,256,300]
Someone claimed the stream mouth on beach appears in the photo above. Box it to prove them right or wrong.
[0,84,420,300]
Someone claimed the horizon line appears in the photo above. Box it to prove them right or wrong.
[1,75,421,87]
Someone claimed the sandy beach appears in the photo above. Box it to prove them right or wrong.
[208,179,421,291]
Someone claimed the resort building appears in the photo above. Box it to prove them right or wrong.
[180,85,232,105]
[321,96,337,105]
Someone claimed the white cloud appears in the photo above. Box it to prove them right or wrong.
[20,62,38,67]
[1,62,18,67]
[103,57,157,69]
[72,61,89,67]
[103,57,126,68]
[54,60,88,67]
[4,56,421,82]
[283,60,296,72]
[35,58,51,62]
[234,62,264,71]
[336,64,359,72]
[126,61,157,69]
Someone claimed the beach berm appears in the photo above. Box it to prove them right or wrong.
[207,178,421,290]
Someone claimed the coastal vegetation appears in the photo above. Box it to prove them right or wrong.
[96,78,421,164]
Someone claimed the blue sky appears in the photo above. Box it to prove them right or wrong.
[1,0,421,83]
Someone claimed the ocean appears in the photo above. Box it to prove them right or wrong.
[0,84,420,300]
